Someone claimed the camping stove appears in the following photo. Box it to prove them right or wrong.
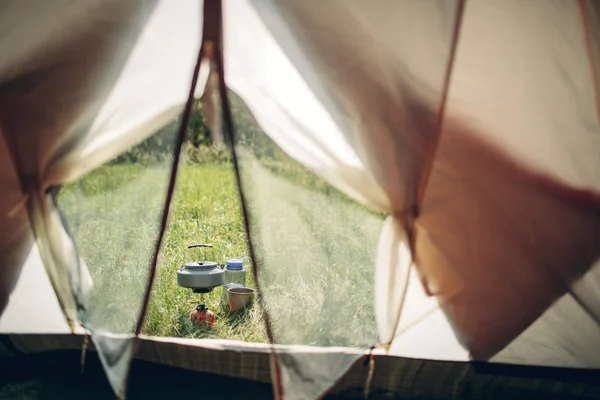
[177,244,225,327]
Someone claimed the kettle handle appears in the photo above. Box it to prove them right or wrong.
[188,244,213,249]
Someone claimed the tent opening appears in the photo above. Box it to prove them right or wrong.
[56,91,384,348]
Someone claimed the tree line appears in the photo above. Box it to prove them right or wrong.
[110,91,286,165]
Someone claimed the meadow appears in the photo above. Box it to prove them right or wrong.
[58,137,383,348]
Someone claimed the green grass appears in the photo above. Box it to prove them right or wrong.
[58,151,383,347]
[238,149,383,346]
[59,163,170,333]
[143,163,265,342]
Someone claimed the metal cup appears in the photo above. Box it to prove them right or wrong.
[228,287,256,312]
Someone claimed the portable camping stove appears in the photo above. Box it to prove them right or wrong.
[177,244,225,327]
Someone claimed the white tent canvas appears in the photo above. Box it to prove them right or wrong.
[1,0,600,399]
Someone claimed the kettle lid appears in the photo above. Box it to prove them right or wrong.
[184,261,218,271]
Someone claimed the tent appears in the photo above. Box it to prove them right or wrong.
[1,0,600,398]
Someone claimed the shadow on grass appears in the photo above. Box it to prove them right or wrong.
[224,306,255,328]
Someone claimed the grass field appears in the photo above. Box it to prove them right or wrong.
[58,150,383,347]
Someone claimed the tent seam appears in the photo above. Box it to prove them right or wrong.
[387,0,467,347]
[415,0,466,207]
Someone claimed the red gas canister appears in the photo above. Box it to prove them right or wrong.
[189,304,215,327]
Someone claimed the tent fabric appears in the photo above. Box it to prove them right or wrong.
[1,0,155,325]
[2,0,600,398]
[0,0,205,327]
[227,0,600,367]
[0,0,206,396]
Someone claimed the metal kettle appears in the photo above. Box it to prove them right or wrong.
[177,244,225,293]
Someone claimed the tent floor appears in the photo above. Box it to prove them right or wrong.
[1,340,600,399]
[0,349,276,400]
